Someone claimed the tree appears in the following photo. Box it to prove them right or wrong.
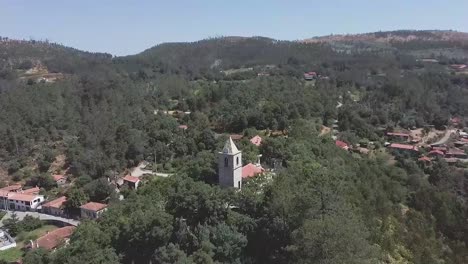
[64,188,89,214]
[23,248,50,264]
[2,212,20,236]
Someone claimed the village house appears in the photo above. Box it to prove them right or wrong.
[304,71,317,80]
[242,163,265,179]
[52,175,67,186]
[22,187,40,195]
[335,140,349,151]
[428,149,445,157]
[445,148,468,159]
[29,226,75,251]
[388,143,419,154]
[80,202,107,219]
[8,193,44,211]
[250,135,262,146]
[42,196,67,217]
[123,175,140,190]
[178,124,188,130]
[0,185,22,193]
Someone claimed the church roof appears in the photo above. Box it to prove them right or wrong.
[223,137,240,154]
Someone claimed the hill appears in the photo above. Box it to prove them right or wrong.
[0,30,468,264]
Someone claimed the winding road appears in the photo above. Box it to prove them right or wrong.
[0,211,80,227]
[431,129,455,146]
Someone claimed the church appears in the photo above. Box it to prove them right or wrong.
[218,137,264,189]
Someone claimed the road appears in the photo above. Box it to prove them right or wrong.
[431,129,455,146]
[0,211,80,227]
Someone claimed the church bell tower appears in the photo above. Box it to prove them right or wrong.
[218,137,243,189]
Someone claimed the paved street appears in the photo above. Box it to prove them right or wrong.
[0,210,80,227]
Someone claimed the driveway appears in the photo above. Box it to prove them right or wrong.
[0,210,80,227]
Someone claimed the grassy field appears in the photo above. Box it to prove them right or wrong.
[0,225,59,262]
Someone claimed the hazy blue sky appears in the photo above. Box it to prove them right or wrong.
[2,0,468,55]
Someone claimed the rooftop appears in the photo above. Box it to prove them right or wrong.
[22,187,40,195]
[0,185,22,192]
[250,135,262,146]
[80,202,107,212]
[388,143,418,151]
[33,226,75,250]
[242,163,265,178]
[9,193,39,202]
[52,175,65,182]
[123,175,140,183]
[42,196,67,209]
[222,137,240,154]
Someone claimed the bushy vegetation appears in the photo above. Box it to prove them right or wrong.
[0,32,467,263]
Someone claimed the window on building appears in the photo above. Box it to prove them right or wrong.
[224,157,228,167]
[238,181,241,188]
[236,156,239,165]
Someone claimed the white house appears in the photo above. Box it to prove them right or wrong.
[8,193,44,211]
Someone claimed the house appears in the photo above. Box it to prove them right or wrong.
[29,226,75,251]
[8,193,44,211]
[386,132,411,142]
[42,196,67,217]
[0,185,22,193]
[418,156,432,165]
[445,148,467,159]
[178,125,188,130]
[52,175,67,186]
[454,141,467,148]
[304,71,317,81]
[250,135,262,146]
[428,149,445,157]
[388,143,419,153]
[450,64,467,71]
[123,175,140,190]
[242,163,265,179]
[80,202,107,219]
[22,187,40,195]
[335,140,349,151]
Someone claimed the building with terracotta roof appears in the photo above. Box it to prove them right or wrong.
[22,187,40,195]
[0,185,22,193]
[30,226,75,251]
[250,135,262,146]
[52,175,67,186]
[386,132,411,142]
[388,143,419,152]
[8,193,44,211]
[428,149,445,157]
[304,71,317,80]
[445,148,467,159]
[42,196,67,217]
[242,163,265,178]
[178,125,188,130]
[335,140,349,151]
[123,175,140,190]
[80,202,107,219]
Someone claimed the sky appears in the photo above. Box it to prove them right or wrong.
[2,0,468,56]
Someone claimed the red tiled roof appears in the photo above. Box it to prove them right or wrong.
[22,187,40,195]
[335,140,349,150]
[388,143,418,151]
[242,163,265,178]
[0,185,22,192]
[428,150,445,156]
[0,190,10,198]
[250,135,262,146]
[418,156,432,162]
[178,125,188,130]
[387,132,410,137]
[9,193,38,202]
[34,226,75,250]
[42,196,67,209]
[123,175,140,183]
[52,175,65,182]
[80,202,107,212]
[446,148,466,155]
[304,71,317,76]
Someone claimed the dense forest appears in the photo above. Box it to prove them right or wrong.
[0,30,468,263]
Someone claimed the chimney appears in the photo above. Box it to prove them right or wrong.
[256,154,262,167]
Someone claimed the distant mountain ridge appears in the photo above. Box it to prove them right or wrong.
[301,30,468,43]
